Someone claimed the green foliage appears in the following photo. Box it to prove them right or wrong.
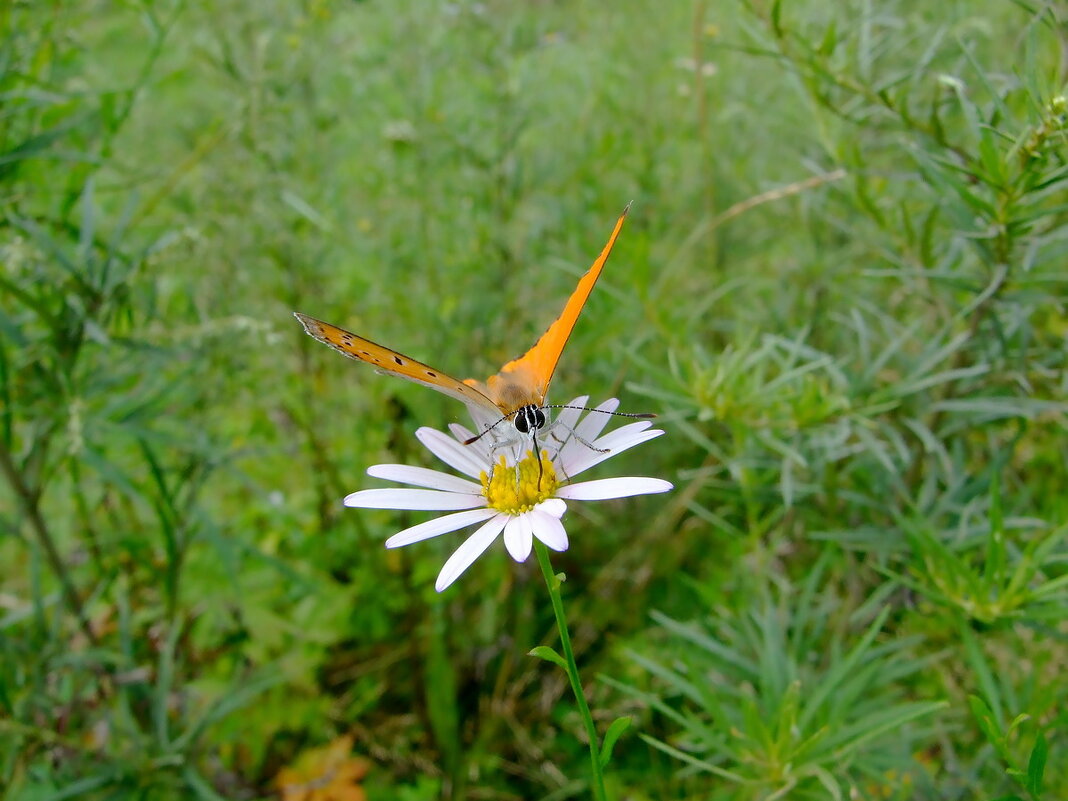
[970,693,1049,801]
[1,0,1066,799]
[891,495,1068,627]
[613,555,946,799]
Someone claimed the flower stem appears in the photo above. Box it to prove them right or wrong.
[534,541,608,801]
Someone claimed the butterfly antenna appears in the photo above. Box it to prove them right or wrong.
[464,406,654,446]
[463,413,512,445]
[544,404,656,420]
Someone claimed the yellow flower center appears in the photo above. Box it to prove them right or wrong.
[481,449,557,515]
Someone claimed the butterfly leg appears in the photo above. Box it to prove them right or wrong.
[539,419,605,487]
[545,419,611,456]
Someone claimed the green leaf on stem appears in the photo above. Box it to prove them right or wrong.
[599,716,631,768]
[529,645,567,670]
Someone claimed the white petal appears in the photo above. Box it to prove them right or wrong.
[530,508,569,551]
[560,427,664,477]
[448,422,480,447]
[435,515,508,592]
[385,508,497,548]
[367,464,482,493]
[503,515,533,562]
[537,498,567,518]
[416,427,489,478]
[556,477,673,500]
[343,487,484,510]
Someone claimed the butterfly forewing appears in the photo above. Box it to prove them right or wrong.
[293,313,500,414]
[487,204,630,403]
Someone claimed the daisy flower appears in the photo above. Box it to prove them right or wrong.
[343,397,672,591]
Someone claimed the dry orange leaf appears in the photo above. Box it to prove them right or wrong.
[274,734,371,801]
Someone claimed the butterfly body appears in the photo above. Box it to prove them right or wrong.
[295,205,630,438]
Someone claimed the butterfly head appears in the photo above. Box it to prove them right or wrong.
[512,404,547,436]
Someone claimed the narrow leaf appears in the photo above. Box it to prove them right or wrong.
[984,470,1005,587]
[968,694,1002,746]
[1026,730,1047,797]
[599,716,632,768]
[183,766,230,801]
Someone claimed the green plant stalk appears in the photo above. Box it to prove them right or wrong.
[0,440,96,645]
[535,541,608,801]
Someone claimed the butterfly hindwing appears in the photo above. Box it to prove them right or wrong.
[293,313,500,414]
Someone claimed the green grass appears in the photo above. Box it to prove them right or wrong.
[2,0,1066,799]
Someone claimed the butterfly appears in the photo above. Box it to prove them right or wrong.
[294,204,633,443]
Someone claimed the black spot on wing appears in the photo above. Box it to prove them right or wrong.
[394,356,404,365]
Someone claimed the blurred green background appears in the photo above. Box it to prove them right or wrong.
[2,1,1066,799]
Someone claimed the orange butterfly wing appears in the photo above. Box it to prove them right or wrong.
[293,312,501,415]
[296,205,630,422]
[465,204,630,413]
